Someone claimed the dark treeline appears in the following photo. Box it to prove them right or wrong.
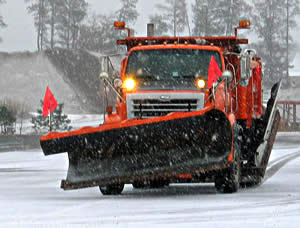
[23,0,139,53]
[0,0,299,85]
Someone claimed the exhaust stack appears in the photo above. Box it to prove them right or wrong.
[147,23,154,37]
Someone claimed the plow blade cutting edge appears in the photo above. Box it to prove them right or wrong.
[40,109,233,190]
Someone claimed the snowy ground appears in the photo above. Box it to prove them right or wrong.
[16,114,104,135]
[0,133,300,227]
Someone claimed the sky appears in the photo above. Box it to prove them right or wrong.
[0,0,299,54]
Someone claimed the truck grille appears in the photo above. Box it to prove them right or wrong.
[126,93,205,119]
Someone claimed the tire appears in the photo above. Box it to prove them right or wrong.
[240,170,263,188]
[215,157,241,193]
[215,126,241,193]
[99,183,124,195]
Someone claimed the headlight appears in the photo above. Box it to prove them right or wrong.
[124,78,136,91]
[196,79,206,89]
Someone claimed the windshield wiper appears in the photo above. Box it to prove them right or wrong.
[180,75,197,78]
[135,75,162,80]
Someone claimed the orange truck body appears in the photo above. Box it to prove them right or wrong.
[40,21,281,194]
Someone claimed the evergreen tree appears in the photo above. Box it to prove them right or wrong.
[78,13,119,54]
[56,0,88,49]
[149,14,169,36]
[192,0,251,36]
[252,0,299,86]
[217,0,252,36]
[0,105,16,135]
[0,0,6,43]
[32,100,71,133]
[25,0,49,51]
[153,0,188,36]
[117,0,139,27]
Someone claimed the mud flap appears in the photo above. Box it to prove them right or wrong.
[41,109,233,190]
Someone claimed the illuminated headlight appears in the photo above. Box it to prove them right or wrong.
[197,79,206,89]
[124,78,136,91]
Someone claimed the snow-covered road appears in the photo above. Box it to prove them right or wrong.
[1,133,300,228]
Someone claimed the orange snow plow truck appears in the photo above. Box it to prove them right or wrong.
[40,21,281,194]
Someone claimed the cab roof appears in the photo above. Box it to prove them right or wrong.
[118,36,248,52]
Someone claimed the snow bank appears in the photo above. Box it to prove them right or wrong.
[0,49,118,114]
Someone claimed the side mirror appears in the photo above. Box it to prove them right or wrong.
[221,70,233,82]
[240,49,256,87]
[240,54,251,86]
[100,72,109,80]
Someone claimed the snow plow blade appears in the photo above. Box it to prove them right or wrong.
[256,81,282,171]
[40,109,233,190]
[242,81,282,184]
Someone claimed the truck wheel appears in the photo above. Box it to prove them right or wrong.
[215,155,241,193]
[215,128,241,193]
[99,183,124,195]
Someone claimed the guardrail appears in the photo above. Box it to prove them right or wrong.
[277,101,300,130]
[0,135,41,152]
[0,141,24,151]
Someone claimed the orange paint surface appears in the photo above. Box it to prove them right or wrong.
[41,106,214,141]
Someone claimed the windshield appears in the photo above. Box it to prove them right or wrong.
[126,49,222,80]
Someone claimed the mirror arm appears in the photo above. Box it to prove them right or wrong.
[100,73,125,103]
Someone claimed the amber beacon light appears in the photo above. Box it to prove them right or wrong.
[114,21,126,29]
[239,20,251,28]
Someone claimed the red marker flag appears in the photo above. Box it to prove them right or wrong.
[207,56,222,89]
[42,86,58,117]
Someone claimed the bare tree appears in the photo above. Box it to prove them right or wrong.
[0,0,7,43]
[48,0,59,49]
[25,0,88,50]
[78,13,119,54]
[149,14,169,36]
[154,0,188,36]
[25,0,49,51]
[17,102,30,135]
[117,0,139,27]
[252,0,299,86]
[56,0,88,49]
[192,0,251,36]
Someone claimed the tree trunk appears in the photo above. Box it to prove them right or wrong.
[40,0,44,51]
[50,1,55,49]
[226,0,233,36]
[173,0,176,36]
[37,0,42,51]
[19,118,23,135]
[67,9,71,49]
[205,5,208,36]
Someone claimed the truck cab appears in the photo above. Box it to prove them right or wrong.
[122,45,224,120]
